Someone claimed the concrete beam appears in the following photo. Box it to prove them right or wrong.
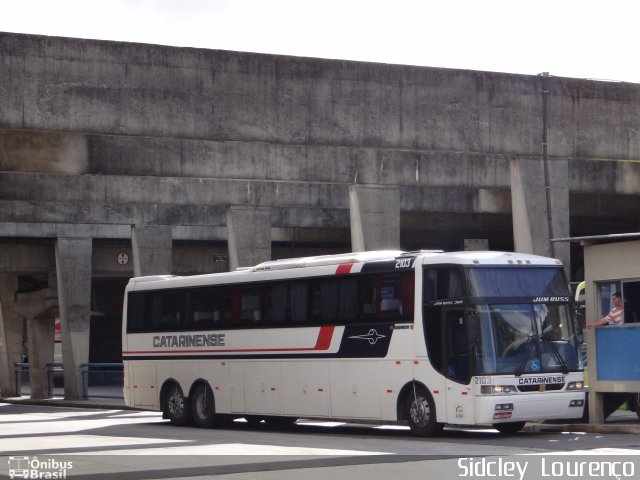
[349,184,400,252]
[131,225,173,276]
[226,206,272,270]
[55,238,92,400]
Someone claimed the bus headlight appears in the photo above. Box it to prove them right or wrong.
[567,381,584,390]
[481,385,516,395]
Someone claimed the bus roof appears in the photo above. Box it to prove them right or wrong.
[126,250,563,291]
[426,250,563,266]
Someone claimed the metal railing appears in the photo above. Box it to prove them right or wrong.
[13,362,124,399]
[80,363,124,399]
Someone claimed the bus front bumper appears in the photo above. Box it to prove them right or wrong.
[475,391,586,424]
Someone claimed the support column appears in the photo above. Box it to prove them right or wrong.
[131,225,173,276]
[55,238,92,400]
[226,206,272,271]
[349,185,400,252]
[20,290,53,399]
[509,157,570,271]
[0,274,24,397]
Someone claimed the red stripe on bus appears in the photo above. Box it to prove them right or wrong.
[335,263,353,275]
[124,325,336,355]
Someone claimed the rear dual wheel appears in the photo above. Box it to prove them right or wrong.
[165,383,192,426]
[191,384,217,428]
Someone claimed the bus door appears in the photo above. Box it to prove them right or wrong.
[443,308,474,424]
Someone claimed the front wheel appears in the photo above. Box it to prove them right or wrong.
[493,421,526,435]
[405,387,443,436]
[191,384,216,428]
[165,383,192,426]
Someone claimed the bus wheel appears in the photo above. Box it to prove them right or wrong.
[493,421,526,435]
[191,384,216,428]
[165,383,192,426]
[405,387,442,436]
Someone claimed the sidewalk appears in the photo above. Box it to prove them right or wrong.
[2,394,640,434]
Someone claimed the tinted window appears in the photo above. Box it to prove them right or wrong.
[467,267,568,298]
[126,270,415,332]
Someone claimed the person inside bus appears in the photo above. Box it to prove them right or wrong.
[587,292,623,328]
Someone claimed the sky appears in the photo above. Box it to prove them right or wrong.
[1,0,638,84]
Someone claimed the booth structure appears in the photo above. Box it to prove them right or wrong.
[555,235,640,423]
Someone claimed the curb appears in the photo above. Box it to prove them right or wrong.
[527,421,640,435]
[0,397,139,411]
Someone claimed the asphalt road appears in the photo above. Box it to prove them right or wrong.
[1,402,639,479]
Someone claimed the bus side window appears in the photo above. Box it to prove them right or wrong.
[189,287,225,330]
[424,267,465,302]
[338,277,359,323]
[156,291,186,331]
[362,275,380,321]
[126,292,146,332]
[268,282,288,324]
[241,286,263,325]
[290,281,309,324]
[231,287,243,326]
[378,272,414,322]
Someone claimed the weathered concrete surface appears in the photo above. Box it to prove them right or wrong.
[226,206,272,270]
[2,33,639,158]
[0,274,23,397]
[131,225,172,277]
[350,185,400,251]
[55,238,92,400]
[20,290,53,399]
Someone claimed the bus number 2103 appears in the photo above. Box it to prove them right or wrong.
[395,258,412,269]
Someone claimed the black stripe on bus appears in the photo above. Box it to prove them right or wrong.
[123,325,395,361]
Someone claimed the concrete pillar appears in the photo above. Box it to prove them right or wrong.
[55,238,92,400]
[349,184,400,252]
[0,274,24,397]
[131,225,173,276]
[509,157,570,270]
[226,206,272,270]
[20,290,53,399]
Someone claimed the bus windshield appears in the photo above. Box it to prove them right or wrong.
[467,267,568,298]
[471,303,581,375]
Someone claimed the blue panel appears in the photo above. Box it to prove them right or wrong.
[595,325,640,381]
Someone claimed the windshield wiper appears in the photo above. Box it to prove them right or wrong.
[514,335,536,377]
[540,334,569,374]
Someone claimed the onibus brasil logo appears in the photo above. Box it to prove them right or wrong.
[8,456,73,479]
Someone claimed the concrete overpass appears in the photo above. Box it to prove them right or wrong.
[0,32,639,399]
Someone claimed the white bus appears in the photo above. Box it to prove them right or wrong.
[122,250,585,436]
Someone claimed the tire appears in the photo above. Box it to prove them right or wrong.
[165,383,192,426]
[405,387,443,436]
[191,384,216,428]
[493,421,526,435]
